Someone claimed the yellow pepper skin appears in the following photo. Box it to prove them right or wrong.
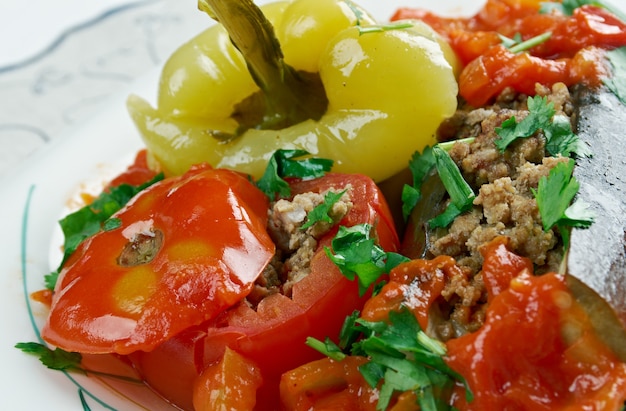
[127,0,458,182]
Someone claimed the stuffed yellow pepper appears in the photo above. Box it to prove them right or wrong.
[127,0,459,181]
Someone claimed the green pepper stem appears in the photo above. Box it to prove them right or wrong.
[198,0,327,131]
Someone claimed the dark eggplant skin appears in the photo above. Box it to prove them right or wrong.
[568,85,626,332]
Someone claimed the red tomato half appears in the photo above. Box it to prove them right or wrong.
[128,173,400,410]
[42,164,275,354]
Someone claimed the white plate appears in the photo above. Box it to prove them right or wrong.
[2,0,622,409]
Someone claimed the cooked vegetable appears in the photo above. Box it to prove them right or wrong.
[42,165,275,354]
[48,162,162,290]
[567,84,626,331]
[127,172,400,410]
[445,239,626,410]
[127,0,458,181]
[192,347,263,411]
[18,1,626,411]
[392,0,626,106]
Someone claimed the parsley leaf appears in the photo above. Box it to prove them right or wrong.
[429,202,464,229]
[325,224,409,296]
[531,158,594,248]
[44,272,59,291]
[256,149,333,199]
[309,308,471,411]
[402,140,476,228]
[432,146,475,212]
[495,96,590,158]
[48,173,163,290]
[427,146,475,228]
[605,47,626,106]
[15,342,82,372]
[544,114,592,157]
[15,342,143,384]
[401,147,436,221]
[495,95,556,151]
[301,189,346,230]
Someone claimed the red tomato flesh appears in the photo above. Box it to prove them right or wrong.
[446,241,626,410]
[128,173,400,410]
[42,164,275,355]
[392,0,626,107]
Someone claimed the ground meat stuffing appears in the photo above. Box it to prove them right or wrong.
[423,83,574,339]
[245,187,353,307]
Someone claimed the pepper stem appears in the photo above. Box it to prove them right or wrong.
[198,0,327,132]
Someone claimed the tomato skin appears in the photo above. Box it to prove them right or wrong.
[480,236,532,300]
[192,347,263,411]
[360,256,462,330]
[393,0,626,106]
[107,149,158,188]
[129,173,400,411]
[42,164,275,355]
[459,44,568,107]
[279,356,376,411]
[445,241,626,410]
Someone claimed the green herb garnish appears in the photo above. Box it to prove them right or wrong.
[15,342,141,383]
[508,31,552,53]
[428,146,475,228]
[531,158,594,248]
[308,308,472,411]
[495,95,556,151]
[256,149,333,199]
[15,342,83,372]
[401,140,476,228]
[401,146,436,221]
[325,224,409,296]
[47,173,163,290]
[495,95,590,157]
[301,189,347,230]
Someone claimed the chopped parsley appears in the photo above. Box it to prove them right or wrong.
[256,149,333,199]
[15,342,141,383]
[325,223,409,296]
[301,189,347,230]
[401,140,476,228]
[307,308,472,411]
[15,342,83,372]
[495,95,591,158]
[431,146,475,228]
[531,158,595,248]
[401,146,436,221]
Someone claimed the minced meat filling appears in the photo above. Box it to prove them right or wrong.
[423,83,574,339]
[245,187,353,307]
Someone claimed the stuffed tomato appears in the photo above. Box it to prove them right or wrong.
[110,172,399,410]
[42,164,276,354]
